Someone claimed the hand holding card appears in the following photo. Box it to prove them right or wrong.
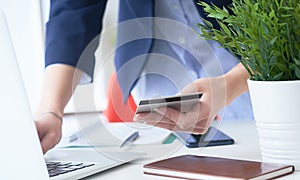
[133,77,228,134]
[134,92,210,134]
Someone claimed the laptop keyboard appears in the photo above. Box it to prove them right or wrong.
[46,161,95,177]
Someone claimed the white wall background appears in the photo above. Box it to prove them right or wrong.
[0,0,45,114]
[0,0,117,114]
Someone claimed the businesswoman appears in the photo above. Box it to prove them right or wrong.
[35,0,252,153]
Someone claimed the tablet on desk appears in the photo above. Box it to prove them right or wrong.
[135,92,203,114]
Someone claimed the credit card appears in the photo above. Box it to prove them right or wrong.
[135,92,203,113]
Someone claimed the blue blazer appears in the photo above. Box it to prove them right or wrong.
[45,0,232,100]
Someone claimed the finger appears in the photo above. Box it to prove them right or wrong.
[134,109,181,126]
[193,119,211,134]
[154,107,181,124]
[145,121,176,131]
[147,119,208,134]
[146,116,207,134]
[155,105,201,130]
[191,128,209,134]
[143,116,176,127]
[177,103,202,129]
[40,132,59,154]
[173,116,210,134]
[180,81,200,94]
[133,112,152,122]
[175,127,208,135]
[134,111,165,123]
[154,107,193,130]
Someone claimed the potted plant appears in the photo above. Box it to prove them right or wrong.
[198,0,300,169]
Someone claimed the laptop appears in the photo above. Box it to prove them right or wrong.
[0,11,144,180]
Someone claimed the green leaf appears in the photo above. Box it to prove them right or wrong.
[207,13,226,20]
[269,37,278,45]
[268,55,277,67]
[276,63,289,71]
[269,10,275,19]
[219,22,232,36]
[200,18,213,29]
[253,3,259,11]
[294,66,300,79]
[272,72,284,80]
[294,58,300,66]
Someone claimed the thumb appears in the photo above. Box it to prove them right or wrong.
[180,82,199,95]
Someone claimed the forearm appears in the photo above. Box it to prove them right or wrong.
[35,64,83,118]
[224,63,249,105]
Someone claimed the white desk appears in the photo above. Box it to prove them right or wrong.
[61,113,299,179]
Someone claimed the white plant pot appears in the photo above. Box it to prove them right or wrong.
[247,79,300,170]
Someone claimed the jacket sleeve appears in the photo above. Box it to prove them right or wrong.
[45,0,108,83]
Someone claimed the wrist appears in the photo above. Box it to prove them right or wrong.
[37,111,63,121]
[36,106,63,116]
[35,107,64,122]
[224,64,249,105]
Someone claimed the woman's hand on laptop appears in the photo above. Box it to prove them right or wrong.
[33,65,83,154]
[34,113,62,154]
